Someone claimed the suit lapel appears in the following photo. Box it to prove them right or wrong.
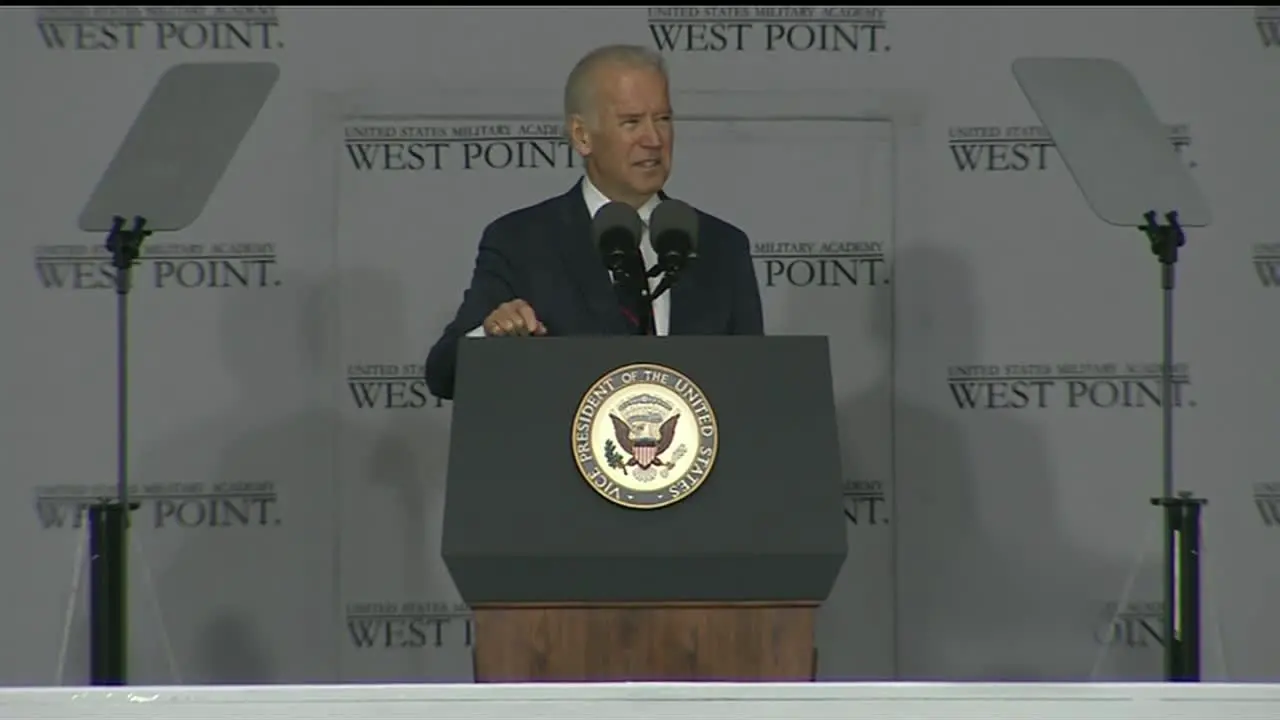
[554,181,630,334]
[667,254,708,335]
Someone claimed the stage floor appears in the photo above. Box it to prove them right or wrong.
[1,681,1279,719]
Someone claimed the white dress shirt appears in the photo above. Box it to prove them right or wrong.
[467,176,670,337]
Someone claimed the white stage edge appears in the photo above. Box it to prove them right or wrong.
[2,682,1279,719]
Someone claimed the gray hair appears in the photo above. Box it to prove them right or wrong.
[563,44,668,127]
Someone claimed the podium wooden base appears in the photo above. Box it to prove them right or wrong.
[471,602,816,682]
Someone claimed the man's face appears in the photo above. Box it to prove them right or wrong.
[573,63,673,206]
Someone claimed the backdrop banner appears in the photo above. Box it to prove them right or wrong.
[0,6,1273,684]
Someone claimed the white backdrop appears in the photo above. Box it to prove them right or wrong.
[0,6,1275,685]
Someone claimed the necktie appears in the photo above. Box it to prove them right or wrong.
[616,282,652,335]
[616,221,653,335]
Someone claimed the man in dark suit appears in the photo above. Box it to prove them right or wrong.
[425,44,764,400]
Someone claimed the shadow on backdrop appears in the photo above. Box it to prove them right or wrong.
[129,268,348,684]
[851,245,1139,681]
[336,267,458,682]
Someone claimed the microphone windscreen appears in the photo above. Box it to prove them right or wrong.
[591,201,643,255]
[649,198,699,256]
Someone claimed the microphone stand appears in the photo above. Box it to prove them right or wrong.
[618,247,692,337]
[644,249,695,321]
[637,265,663,337]
[616,248,655,337]
[640,264,686,338]
[648,269,678,303]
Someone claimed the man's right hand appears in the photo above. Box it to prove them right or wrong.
[483,299,547,337]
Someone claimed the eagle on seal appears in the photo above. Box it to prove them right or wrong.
[609,413,680,470]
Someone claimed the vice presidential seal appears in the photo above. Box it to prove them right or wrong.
[571,363,719,510]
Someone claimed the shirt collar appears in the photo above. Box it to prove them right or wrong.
[581,174,661,226]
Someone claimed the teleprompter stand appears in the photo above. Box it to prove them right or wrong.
[1013,57,1214,681]
[73,61,280,685]
[88,215,151,686]
[1140,210,1209,681]
[1151,491,1207,680]
[87,501,132,685]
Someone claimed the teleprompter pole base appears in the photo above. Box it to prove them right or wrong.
[1150,492,1207,682]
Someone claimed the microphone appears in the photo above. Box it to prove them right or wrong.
[592,201,644,284]
[648,198,699,302]
[592,201,650,335]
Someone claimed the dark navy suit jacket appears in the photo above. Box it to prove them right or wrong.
[425,180,764,400]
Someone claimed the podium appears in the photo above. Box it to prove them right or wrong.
[441,335,848,682]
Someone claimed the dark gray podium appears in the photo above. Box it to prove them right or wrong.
[441,336,847,682]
